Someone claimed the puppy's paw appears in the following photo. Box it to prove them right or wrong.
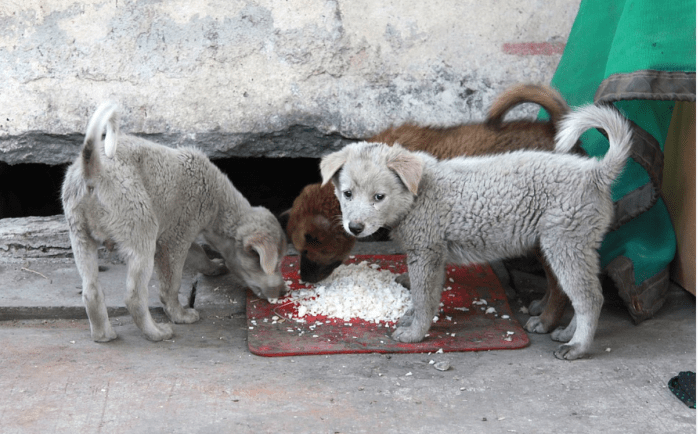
[397,308,414,327]
[391,321,427,343]
[202,259,228,277]
[554,343,586,360]
[173,307,200,324]
[391,327,425,343]
[551,326,574,342]
[528,298,545,316]
[144,322,174,342]
[91,326,118,343]
[524,316,550,334]
[394,273,411,289]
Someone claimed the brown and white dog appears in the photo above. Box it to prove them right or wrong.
[282,84,576,334]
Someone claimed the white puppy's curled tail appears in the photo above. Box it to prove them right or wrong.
[555,104,633,187]
[81,101,119,180]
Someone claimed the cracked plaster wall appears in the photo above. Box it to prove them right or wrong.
[0,0,580,165]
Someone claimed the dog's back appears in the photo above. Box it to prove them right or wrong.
[66,130,225,244]
[369,121,557,159]
[369,83,569,158]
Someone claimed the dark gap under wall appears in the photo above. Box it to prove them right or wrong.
[0,162,67,218]
[211,157,321,216]
[0,158,322,220]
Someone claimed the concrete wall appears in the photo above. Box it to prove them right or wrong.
[0,0,580,165]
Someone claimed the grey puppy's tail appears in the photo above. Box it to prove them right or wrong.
[486,83,570,128]
[555,104,633,187]
[81,101,119,181]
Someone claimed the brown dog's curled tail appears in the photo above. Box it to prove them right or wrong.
[81,101,119,181]
[486,84,569,129]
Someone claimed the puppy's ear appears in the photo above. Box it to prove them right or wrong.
[278,209,292,232]
[320,149,347,186]
[245,235,279,275]
[387,149,423,195]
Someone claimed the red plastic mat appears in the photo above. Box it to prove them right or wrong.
[247,255,529,357]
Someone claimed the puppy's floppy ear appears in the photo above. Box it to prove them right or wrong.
[387,148,423,195]
[320,149,348,186]
[245,234,279,275]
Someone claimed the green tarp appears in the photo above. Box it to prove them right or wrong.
[542,0,695,321]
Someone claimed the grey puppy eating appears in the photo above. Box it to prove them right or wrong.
[320,105,632,360]
[62,101,287,342]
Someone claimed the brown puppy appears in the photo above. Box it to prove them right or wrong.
[284,182,353,283]
[371,84,566,158]
[283,84,571,332]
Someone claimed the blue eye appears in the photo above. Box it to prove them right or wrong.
[374,193,385,202]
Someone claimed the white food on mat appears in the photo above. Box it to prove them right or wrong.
[280,261,412,323]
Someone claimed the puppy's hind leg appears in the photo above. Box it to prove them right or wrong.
[551,313,577,342]
[185,242,228,276]
[542,242,603,360]
[155,238,200,324]
[124,247,174,341]
[527,286,549,316]
[70,232,117,342]
[525,258,569,333]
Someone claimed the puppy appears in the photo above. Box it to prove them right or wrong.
[320,105,633,360]
[62,102,287,342]
[282,182,354,283]
[284,84,571,332]
[369,83,570,158]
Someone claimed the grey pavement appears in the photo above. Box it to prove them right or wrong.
[0,240,695,434]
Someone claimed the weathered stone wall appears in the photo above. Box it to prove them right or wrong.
[0,0,580,165]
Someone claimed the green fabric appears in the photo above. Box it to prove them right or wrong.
[541,0,695,285]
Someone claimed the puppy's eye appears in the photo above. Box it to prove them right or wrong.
[374,193,385,202]
[343,190,352,199]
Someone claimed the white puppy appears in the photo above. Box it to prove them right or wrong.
[62,101,287,342]
[320,104,632,360]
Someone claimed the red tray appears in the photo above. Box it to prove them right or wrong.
[247,255,529,356]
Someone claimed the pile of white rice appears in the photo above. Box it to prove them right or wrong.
[274,261,412,323]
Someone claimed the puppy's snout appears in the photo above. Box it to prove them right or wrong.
[348,221,365,236]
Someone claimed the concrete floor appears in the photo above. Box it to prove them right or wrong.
[0,241,695,434]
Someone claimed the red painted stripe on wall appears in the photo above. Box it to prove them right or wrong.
[502,42,565,56]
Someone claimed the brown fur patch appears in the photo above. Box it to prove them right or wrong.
[370,121,558,159]
[285,183,355,282]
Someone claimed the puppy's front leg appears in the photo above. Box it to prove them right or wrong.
[392,249,445,343]
[155,239,200,324]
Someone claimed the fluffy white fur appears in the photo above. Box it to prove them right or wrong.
[63,101,287,342]
[320,104,633,360]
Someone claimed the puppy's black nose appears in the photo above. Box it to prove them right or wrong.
[348,222,365,235]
